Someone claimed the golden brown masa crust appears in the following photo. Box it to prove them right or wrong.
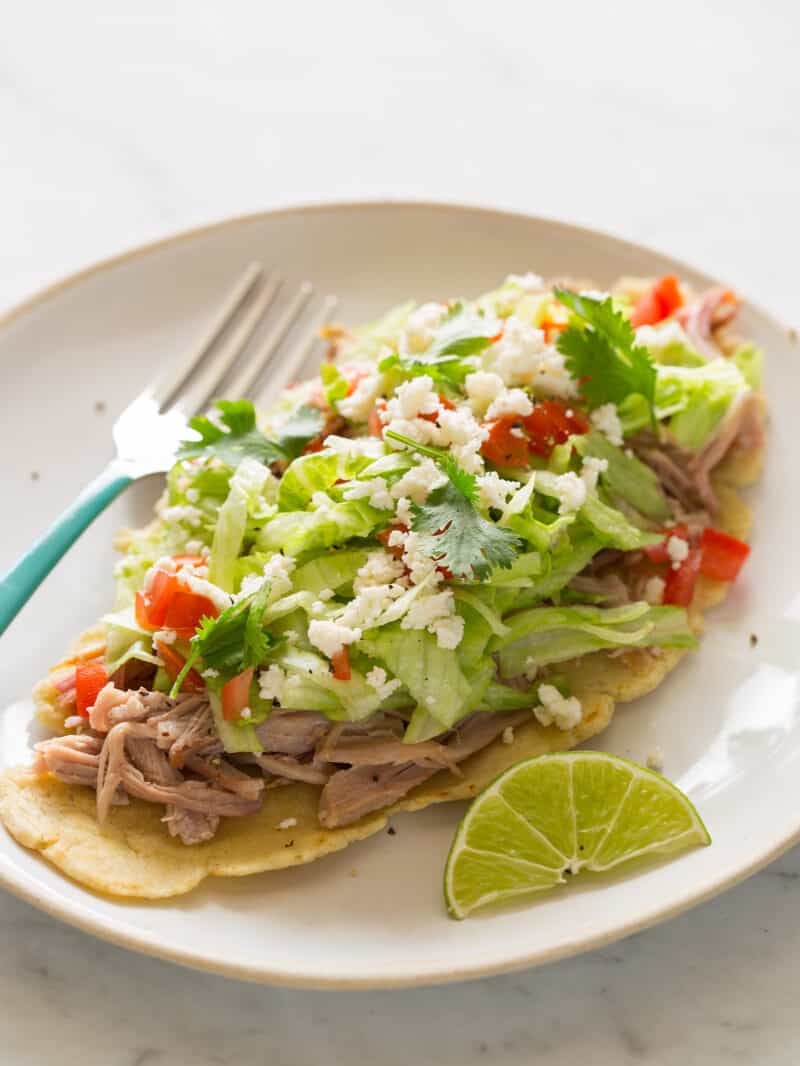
[0,434,765,898]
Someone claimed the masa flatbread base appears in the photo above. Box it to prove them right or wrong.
[0,440,762,898]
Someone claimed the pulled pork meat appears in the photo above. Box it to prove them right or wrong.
[629,391,765,518]
[35,686,533,843]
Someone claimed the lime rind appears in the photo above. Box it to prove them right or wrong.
[444,751,710,919]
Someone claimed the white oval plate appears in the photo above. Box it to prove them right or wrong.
[1,202,798,988]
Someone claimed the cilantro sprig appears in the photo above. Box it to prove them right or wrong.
[384,431,522,581]
[554,288,657,426]
[170,581,274,695]
[379,303,500,390]
[178,400,325,468]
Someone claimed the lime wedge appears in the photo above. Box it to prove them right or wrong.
[444,751,710,919]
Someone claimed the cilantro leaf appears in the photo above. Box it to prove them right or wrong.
[178,400,324,468]
[274,404,326,459]
[554,288,657,424]
[379,303,500,389]
[384,430,521,581]
[412,483,521,581]
[170,581,273,694]
[178,400,285,467]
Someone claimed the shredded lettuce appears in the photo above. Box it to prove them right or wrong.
[360,624,482,738]
[494,603,697,677]
[102,608,162,676]
[575,431,670,523]
[619,360,751,449]
[208,457,274,591]
[259,500,384,556]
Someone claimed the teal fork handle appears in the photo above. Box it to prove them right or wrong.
[0,461,132,637]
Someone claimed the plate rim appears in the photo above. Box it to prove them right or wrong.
[0,197,796,989]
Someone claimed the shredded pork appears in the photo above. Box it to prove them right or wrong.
[35,685,532,841]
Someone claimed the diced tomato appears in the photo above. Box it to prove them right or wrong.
[142,570,179,628]
[662,547,702,607]
[481,417,531,467]
[522,401,587,458]
[699,528,751,582]
[630,275,684,328]
[369,401,387,438]
[539,317,567,343]
[642,524,691,564]
[221,666,254,720]
[162,590,219,639]
[156,641,205,693]
[330,647,351,681]
[75,662,109,717]
[136,565,217,638]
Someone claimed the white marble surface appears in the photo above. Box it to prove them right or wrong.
[1,1,799,1061]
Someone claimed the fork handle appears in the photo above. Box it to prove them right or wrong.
[0,461,133,637]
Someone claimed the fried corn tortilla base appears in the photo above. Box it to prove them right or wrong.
[0,440,763,898]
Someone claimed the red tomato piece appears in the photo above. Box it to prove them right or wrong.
[662,547,702,607]
[221,666,254,720]
[481,417,531,467]
[163,590,219,639]
[631,275,684,327]
[522,401,579,458]
[699,528,751,582]
[330,647,351,681]
[138,570,179,628]
[642,524,691,564]
[75,662,109,717]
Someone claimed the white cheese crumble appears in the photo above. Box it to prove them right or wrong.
[523,657,538,682]
[644,576,666,605]
[501,726,515,745]
[485,387,534,422]
[201,667,220,679]
[337,583,405,629]
[337,371,382,423]
[276,817,297,830]
[236,553,296,603]
[258,664,287,702]
[636,320,693,357]
[465,370,505,415]
[581,456,609,494]
[240,707,252,720]
[185,487,199,503]
[162,504,204,528]
[153,628,177,645]
[318,588,335,601]
[590,403,624,447]
[403,302,446,353]
[353,550,406,593]
[365,666,403,701]
[181,573,233,612]
[308,619,362,659]
[343,476,394,511]
[666,535,690,569]
[390,458,447,504]
[549,471,587,515]
[322,434,386,459]
[477,471,519,511]
[384,374,440,420]
[184,539,203,553]
[508,272,545,292]
[646,747,664,773]
[484,316,577,399]
[533,684,583,730]
[394,495,413,526]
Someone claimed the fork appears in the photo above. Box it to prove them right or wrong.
[0,262,337,636]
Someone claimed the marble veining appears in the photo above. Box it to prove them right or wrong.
[1,1,799,1062]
